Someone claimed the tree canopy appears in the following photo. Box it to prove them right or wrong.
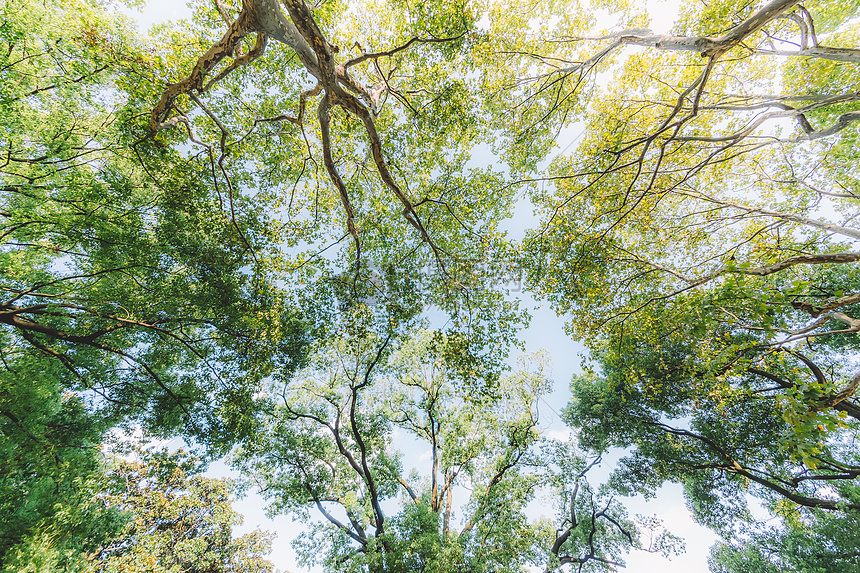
[91,447,277,573]
[1,0,859,570]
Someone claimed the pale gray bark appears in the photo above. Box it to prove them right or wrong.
[243,0,319,76]
[686,194,860,241]
[754,45,860,62]
[600,31,860,63]
[555,0,858,76]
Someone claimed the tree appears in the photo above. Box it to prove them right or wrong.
[0,348,124,573]
[232,327,678,572]
[710,496,860,573]
[0,1,314,568]
[90,447,277,573]
[1,0,320,446]
[524,0,860,344]
[138,0,572,275]
[518,0,860,561]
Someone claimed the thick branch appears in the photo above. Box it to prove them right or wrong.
[564,0,803,60]
[308,486,366,544]
[317,99,361,268]
[753,45,860,63]
[650,420,860,510]
[149,11,252,130]
[243,0,320,75]
[398,477,420,505]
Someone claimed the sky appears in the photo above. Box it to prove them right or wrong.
[119,0,720,571]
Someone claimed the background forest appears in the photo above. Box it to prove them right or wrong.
[1,0,859,571]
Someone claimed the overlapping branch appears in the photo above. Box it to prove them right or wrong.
[647,419,860,511]
[149,0,463,273]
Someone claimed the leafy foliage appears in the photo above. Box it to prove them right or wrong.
[519,0,860,565]
[3,0,860,571]
[710,499,860,573]
[234,328,667,572]
[0,347,123,573]
[91,448,277,573]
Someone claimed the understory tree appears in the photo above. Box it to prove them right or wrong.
[90,448,277,573]
[0,351,123,573]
